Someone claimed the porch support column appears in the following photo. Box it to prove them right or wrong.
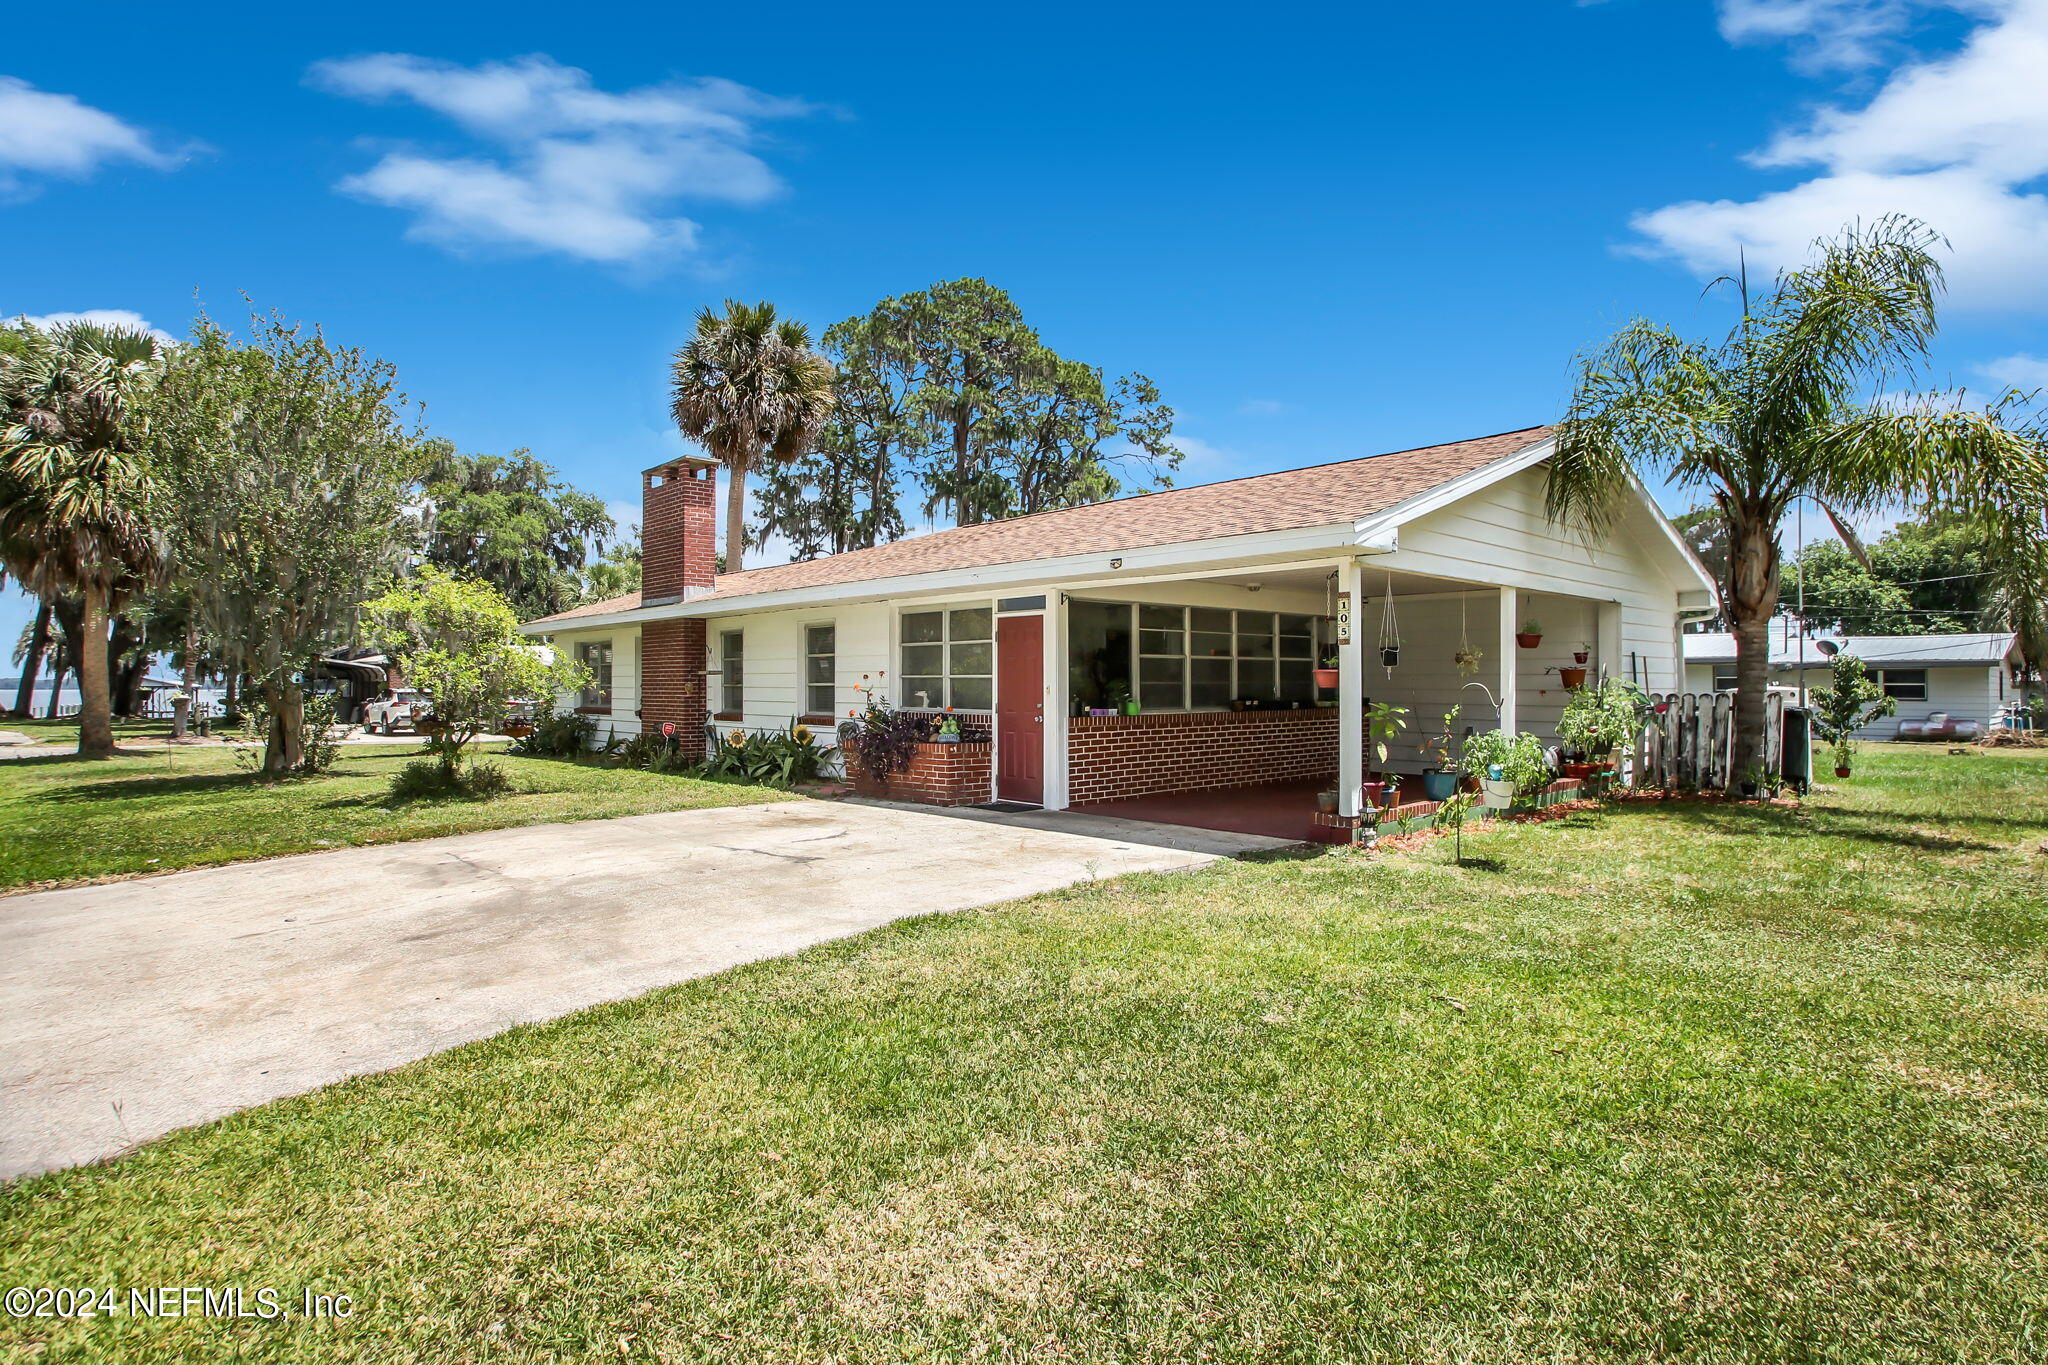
[1597,600,1623,684]
[1498,586,1519,736]
[1337,556,1366,818]
[1045,590,1070,810]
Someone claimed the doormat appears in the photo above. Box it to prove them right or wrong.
[975,800,1044,812]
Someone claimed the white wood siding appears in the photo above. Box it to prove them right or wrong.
[539,624,643,745]
[1383,467,1686,695]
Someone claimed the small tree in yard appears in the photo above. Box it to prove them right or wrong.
[364,569,586,784]
[144,312,430,774]
[1811,651,1897,778]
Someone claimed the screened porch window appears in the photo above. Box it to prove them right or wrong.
[1072,604,1328,711]
[899,606,993,710]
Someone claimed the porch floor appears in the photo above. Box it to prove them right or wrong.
[1073,775,1429,842]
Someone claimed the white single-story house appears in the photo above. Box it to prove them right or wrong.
[523,425,1716,834]
[1681,628,2027,739]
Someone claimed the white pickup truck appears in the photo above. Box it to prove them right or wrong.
[361,688,428,735]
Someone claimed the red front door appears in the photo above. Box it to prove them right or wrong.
[995,614,1045,804]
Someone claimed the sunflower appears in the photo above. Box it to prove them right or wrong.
[792,724,812,743]
[728,729,746,747]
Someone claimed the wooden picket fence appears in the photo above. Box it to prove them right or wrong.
[1631,691,1787,791]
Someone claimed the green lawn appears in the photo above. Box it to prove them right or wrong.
[4,745,2046,1362]
[0,715,179,745]
[0,744,790,892]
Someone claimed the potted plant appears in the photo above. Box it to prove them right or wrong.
[1573,643,1591,665]
[1809,651,1896,782]
[1380,641,1401,668]
[1419,704,1461,801]
[1314,654,1341,690]
[1453,646,1483,676]
[1555,678,1650,788]
[933,710,961,743]
[1362,699,1409,789]
[1462,729,1549,810]
[1515,619,1543,649]
[1106,680,1139,717]
[1557,665,1588,690]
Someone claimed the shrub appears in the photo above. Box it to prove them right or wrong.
[619,730,695,773]
[698,723,829,786]
[389,756,515,802]
[514,708,597,758]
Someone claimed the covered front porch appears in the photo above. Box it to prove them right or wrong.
[1032,557,1633,841]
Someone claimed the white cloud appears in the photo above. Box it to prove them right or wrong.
[10,309,176,344]
[1982,352,2048,386]
[1716,0,1928,70]
[0,77,178,197]
[1631,0,2048,309]
[307,54,814,264]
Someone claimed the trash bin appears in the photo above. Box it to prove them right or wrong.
[1779,706,1812,793]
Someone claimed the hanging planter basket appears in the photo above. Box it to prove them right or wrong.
[1515,632,1542,649]
[1378,574,1402,673]
[1558,666,1588,689]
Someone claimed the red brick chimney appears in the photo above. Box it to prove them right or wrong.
[638,455,718,757]
[640,455,718,605]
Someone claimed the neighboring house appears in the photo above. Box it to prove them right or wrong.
[1681,628,2026,739]
[522,426,1715,821]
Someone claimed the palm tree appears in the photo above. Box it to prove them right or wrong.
[0,320,168,755]
[669,301,835,574]
[1548,216,2048,777]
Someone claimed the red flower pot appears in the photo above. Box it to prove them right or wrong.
[1515,632,1542,649]
[1834,765,1852,779]
[1558,667,1588,689]
[1313,667,1340,689]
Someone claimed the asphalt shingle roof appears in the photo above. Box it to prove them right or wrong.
[530,425,1553,625]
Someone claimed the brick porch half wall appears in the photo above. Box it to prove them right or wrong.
[1067,710,1357,805]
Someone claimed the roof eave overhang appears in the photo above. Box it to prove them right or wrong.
[521,521,1366,632]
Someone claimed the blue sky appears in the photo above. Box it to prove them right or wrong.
[4,0,2046,654]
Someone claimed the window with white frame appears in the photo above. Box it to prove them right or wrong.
[1875,667,1927,700]
[719,630,744,714]
[577,640,613,711]
[899,606,993,710]
[1712,665,1737,692]
[805,623,835,716]
[1076,603,1327,711]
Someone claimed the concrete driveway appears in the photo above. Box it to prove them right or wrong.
[0,799,1285,1180]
